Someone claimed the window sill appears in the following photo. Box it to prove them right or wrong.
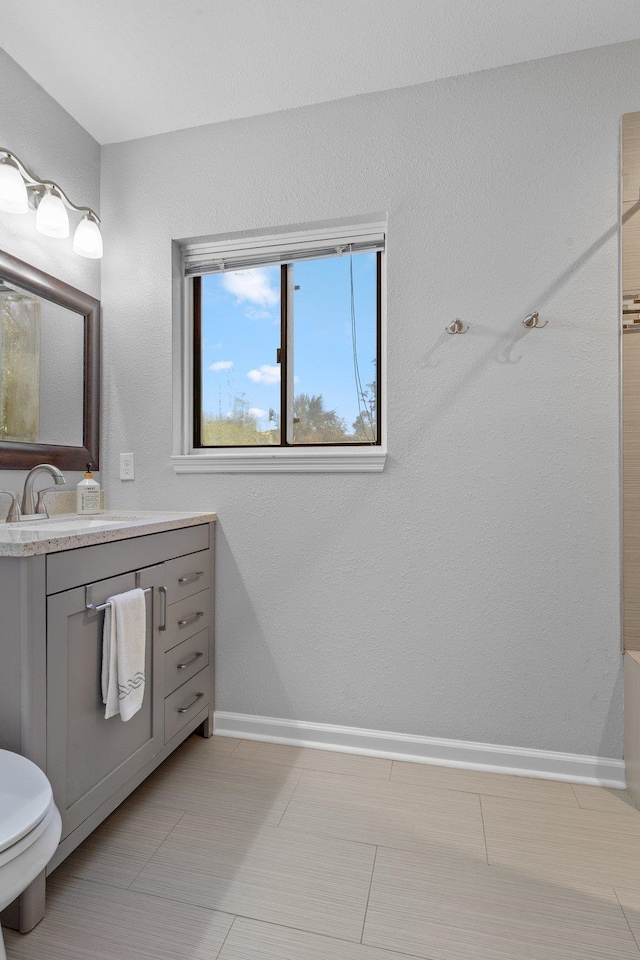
[171,448,387,474]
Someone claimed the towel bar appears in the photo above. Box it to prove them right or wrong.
[85,584,152,612]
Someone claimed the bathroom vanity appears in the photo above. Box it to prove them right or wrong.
[0,510,215,932]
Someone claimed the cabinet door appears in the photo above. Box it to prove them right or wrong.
[46,564,164,838]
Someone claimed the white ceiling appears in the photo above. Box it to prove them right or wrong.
[2,0,640,145]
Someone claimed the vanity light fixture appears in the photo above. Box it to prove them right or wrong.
[0,161,28,215]
[0,148,102,259]
[35,187,69,239]
[72,214,103,259]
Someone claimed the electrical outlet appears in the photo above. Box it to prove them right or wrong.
[120,453,135,480]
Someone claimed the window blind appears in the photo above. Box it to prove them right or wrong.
[182,224,385,277]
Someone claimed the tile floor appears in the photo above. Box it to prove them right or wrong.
[5,735,640,959]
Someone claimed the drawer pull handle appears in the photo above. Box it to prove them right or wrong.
[177,611,204,627]
[159,586,167,631]
[178,692,204,714]
[178,571,204,584]
[177,651,203,670]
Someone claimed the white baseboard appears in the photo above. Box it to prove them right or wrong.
[214,711,626,788]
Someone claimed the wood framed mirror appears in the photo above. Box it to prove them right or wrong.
[0,248,100,470]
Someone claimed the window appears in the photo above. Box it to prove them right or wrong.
[173,223,386,473]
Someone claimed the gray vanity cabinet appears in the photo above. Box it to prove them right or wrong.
[0,518,215,934]
[46,564,164,839]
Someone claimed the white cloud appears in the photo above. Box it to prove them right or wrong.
[209,360,233,372]
[247,364,281,385]
[222,268,279,309]
[248,407,267,419]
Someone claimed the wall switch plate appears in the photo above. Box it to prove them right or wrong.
[120,453,135,480]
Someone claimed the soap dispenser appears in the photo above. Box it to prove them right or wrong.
[76,463,101,515]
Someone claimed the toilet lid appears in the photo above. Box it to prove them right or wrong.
[0,750,54,853]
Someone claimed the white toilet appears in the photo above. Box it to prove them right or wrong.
[0,750,61,960]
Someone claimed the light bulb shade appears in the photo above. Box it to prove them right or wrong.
[35,191,69,238]
[0,162,28,214]
[73,216,103,259]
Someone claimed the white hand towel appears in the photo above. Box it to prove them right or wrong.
[101,587,146,721]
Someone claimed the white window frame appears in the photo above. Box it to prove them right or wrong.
[171,220,387,474]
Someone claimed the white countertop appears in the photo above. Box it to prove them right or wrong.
[0,510,216,557]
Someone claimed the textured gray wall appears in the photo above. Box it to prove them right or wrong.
[0,50,100,495]
[0,39,614,761]
[99,42,638,759]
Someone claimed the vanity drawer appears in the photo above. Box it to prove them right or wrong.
[47,525,210,595]
[164,627,210,696]
[163,588,212,652]
[164,550,211,605]
[164,666,211,743]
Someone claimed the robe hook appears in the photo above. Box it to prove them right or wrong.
[446,318,468,335]
[522,311,547,329]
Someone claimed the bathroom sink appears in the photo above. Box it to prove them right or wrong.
[12,518,129,532]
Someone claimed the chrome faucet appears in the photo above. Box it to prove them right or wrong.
[20,464,66,518]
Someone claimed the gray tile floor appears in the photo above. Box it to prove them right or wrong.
[6,734,640,959]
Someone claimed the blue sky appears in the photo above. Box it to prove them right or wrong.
[200,252,377,432]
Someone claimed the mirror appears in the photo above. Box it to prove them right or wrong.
[0,249,100,469]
